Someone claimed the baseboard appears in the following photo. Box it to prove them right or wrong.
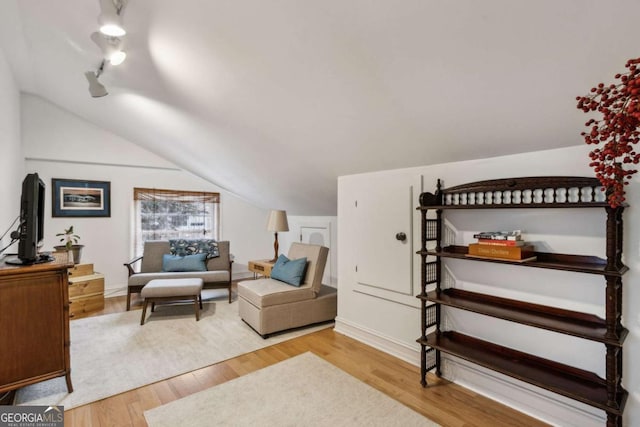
[105,286,127,297]
[334,317,420,366]
[334,318,606,427]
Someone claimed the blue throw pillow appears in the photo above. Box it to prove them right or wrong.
[270,254,308,287]
[162,253,208,272]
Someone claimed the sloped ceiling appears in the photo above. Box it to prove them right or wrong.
[2,0,639,214]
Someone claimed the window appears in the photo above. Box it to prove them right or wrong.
[133,188,220,255]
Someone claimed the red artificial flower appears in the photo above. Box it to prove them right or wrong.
[577,58,640,207]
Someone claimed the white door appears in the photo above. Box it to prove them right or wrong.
[354,173,417,304]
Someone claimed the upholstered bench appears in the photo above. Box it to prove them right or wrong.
[140,278,204,325]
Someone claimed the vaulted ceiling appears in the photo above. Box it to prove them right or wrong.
[2,0,639,214]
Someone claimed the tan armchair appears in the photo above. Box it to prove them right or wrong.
[237,242,337,337]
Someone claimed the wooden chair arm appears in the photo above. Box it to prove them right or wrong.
[123,256,143,277]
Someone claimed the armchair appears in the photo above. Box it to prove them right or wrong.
[237,242,337,337]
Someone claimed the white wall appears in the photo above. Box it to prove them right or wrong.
[22,95,274,295]
[337,145,640,426]
[0,47,23,253]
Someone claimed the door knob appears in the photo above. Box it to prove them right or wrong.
[395,232,407,241]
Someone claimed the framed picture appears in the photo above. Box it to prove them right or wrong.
[51,178,111,217]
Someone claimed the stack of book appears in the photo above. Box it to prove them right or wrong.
[467,230,536,262]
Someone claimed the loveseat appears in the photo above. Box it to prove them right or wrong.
[124,240,232,310]
[237,242,337,337]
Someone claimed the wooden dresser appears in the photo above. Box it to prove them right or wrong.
[0,252,74,394]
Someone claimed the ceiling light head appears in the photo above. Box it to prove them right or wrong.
[109,50,126,66]
[98,13,125,36]
[90,32,126,65]
[98,0,126,36]
[84,71,108,97]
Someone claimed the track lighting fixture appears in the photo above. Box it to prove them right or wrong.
[98,0,126,37]
[90,32,126,66]
[86,0,128,97]
[85,61,108,98]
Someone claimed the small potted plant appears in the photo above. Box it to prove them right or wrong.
[54,226,84,264]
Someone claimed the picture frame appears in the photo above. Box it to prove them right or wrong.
[51,178,111,217]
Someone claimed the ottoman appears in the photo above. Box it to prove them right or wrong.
[140,278,204,325]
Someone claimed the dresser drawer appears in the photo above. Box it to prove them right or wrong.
[69,274,104,299]
[69,294,104,318]
[67,263,95,278]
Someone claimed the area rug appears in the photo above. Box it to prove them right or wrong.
[15,296,331,410]
[145,352,438,427]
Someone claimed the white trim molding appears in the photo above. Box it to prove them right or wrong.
[334,317,421,366]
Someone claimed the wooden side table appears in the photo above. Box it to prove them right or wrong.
[248,259,275,278]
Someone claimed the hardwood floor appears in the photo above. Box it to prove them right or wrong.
[63,292,549,427]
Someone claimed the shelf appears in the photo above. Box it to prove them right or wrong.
[421,289,627,346]
[419,245,628,276]
[417,177,627,424]
[418,202,614,210]
[418,331,628,414]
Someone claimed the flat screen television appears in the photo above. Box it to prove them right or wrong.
[5,173,52,265]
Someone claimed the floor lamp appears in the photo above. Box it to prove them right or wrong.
[267,210,289,263]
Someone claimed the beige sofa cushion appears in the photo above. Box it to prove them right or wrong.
[237,278,315,308]
[141,278,203,298]
[238,285,337,336]
[128,270,229,287]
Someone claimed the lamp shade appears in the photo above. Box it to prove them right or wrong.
[267,210,289,232]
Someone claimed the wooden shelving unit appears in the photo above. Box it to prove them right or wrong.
[417,176,628,427]
[421,289,626,345]
[419,331,626,414]
[420,245,628,276]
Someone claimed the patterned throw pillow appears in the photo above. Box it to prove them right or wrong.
[169,239,220,258]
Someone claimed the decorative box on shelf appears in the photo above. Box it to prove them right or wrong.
[68,263,104,318]
[467,243,536,262]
